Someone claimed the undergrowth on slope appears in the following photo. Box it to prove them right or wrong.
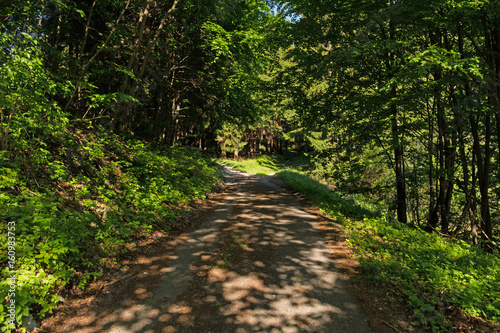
[346,219,500,331]
[0,125,220,332]
[0,33,220,331]
[274,169,500,332]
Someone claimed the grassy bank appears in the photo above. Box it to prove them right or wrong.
[274,169,383,220]
[0,126,220,332]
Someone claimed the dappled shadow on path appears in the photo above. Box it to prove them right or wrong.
[42,168,371,333]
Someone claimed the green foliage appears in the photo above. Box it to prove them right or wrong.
[3,1,498,332]
[310,143,393,196]
[346,218,500,331]
[0,30,70,152]
[279,0,500,238]
[217,124,248,157]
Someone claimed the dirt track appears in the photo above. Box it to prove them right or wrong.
[40,166,373,333]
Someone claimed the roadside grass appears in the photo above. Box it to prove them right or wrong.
[274,169,500,332]
[274,169,382,220]
[218,153,310,175]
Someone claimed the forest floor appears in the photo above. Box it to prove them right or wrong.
[39,165,423,333]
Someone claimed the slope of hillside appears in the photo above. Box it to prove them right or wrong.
[0,123,221,332]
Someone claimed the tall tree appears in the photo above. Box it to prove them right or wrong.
[276,0,499,244]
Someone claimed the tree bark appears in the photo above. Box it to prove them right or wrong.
[392,98,407,224]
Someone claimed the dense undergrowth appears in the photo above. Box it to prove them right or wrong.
[0,124,220,332]
[347,219,500,331]
[272,168,500,332]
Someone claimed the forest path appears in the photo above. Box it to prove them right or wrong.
[40,165,373,333]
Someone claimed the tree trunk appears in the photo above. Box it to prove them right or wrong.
[391,99,407,224]
[471,111,492,247]
[427,100,435,231]
[438,98,455,235]
[457,27,478,244]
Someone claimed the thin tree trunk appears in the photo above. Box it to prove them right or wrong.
[385,12,407,224]
[392,98,407,224]
[438,96,455,235]
[457,27,478,244]
[471,111,492,247]
[77,0,97,60]
[165,91,181,147]
[427,97,435,230]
